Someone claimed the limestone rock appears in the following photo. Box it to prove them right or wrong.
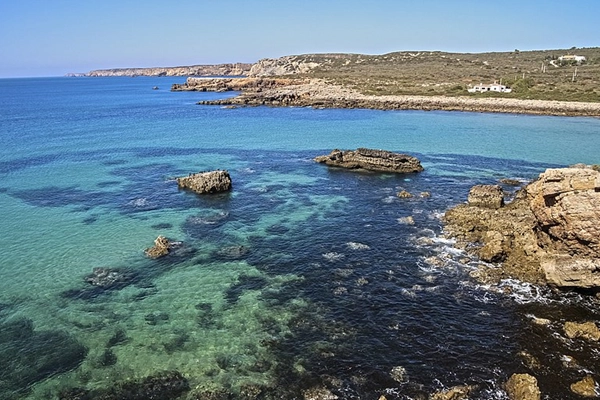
[543,256,600,288]
[467,185,505,209]
[430,385,473,400]
[144,235,171,259]
[314,148,423,174]
[570,376,598,398]
[528,167,600,256]
[564,321,600,341]
[177,170,232,194]
[505,373,541,400]
[444,166,600,289]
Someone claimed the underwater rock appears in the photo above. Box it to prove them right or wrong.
[65,370,189,400]
[144,312,170,325]
[176,170,232,194]
[144,235,171,259]
[570,375,598,398]
[0,317,87,398]
[505,373,541,400]
[500,178,522,186]
[98,348,117,367]
[314,148,423,173]
[106,328,128,347]
[390,365,408,383]
[302,386,339,400]
[444,166,600,289]
[85,267,135,289]
[430,385,473,400]
[215,245,250,259]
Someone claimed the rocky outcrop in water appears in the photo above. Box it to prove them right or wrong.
[177,170,232,194]
[444,165,600,289]
[144,235,171,259]
[314,148,424,174]
[505,373,541,400]
[69,63,252,77]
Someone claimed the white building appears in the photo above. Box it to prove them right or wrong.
[468,82,512,93]
[558,55,586,63]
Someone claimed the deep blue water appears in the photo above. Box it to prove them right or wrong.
[1,77,599,399]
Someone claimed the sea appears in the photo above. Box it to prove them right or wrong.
[1,76,599,399]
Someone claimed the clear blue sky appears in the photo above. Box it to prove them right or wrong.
[0,0,598,77]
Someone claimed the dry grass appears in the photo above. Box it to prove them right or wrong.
[283,48,600,102]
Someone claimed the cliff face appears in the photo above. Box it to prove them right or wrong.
[72,63,252,77]
[444,165,600,289]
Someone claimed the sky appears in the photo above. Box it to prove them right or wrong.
[0,0,598,78]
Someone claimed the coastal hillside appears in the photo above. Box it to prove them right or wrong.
[249,48,600,102]
[68,62,252,77]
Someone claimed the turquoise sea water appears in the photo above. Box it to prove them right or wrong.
[1,77,600,399]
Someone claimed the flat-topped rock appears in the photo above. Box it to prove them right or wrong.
[176,170,232,194]
[314,148,423,173]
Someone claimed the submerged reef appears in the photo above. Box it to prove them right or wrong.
[0,317,87,398]
[59,370,189,400]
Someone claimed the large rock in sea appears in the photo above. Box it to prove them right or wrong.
[314,148,423,173]
[444,165,600,289]
[505,373,541,400]
[176,170,232,194]
[144,235,171,259]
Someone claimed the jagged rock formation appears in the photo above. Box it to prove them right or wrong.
[144,235,171,259]
[314,148,424,173]
[69,63,252,77]
[564,321,600,341]
[505,374,541,400]
[171,77,299,92]
[444,165,600,289]
[176,170,232,194]
[570,376,598,398]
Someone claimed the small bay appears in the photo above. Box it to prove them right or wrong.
[1,77,599,399]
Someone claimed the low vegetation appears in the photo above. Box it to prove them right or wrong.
[276,48,600,102]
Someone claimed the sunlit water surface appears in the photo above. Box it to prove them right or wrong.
[0,77,599,399]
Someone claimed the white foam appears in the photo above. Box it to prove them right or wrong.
[346,242,370,250]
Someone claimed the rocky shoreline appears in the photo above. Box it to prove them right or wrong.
[444,165,600,290]
[173,77,600,117]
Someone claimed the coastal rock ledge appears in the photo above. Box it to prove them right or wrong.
[314,148,424,173]
[176,170,232,194]
[444,165,600,289]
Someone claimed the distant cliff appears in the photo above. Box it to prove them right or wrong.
[68,63,252,77]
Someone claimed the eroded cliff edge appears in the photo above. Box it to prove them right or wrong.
[444,165,600,290]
